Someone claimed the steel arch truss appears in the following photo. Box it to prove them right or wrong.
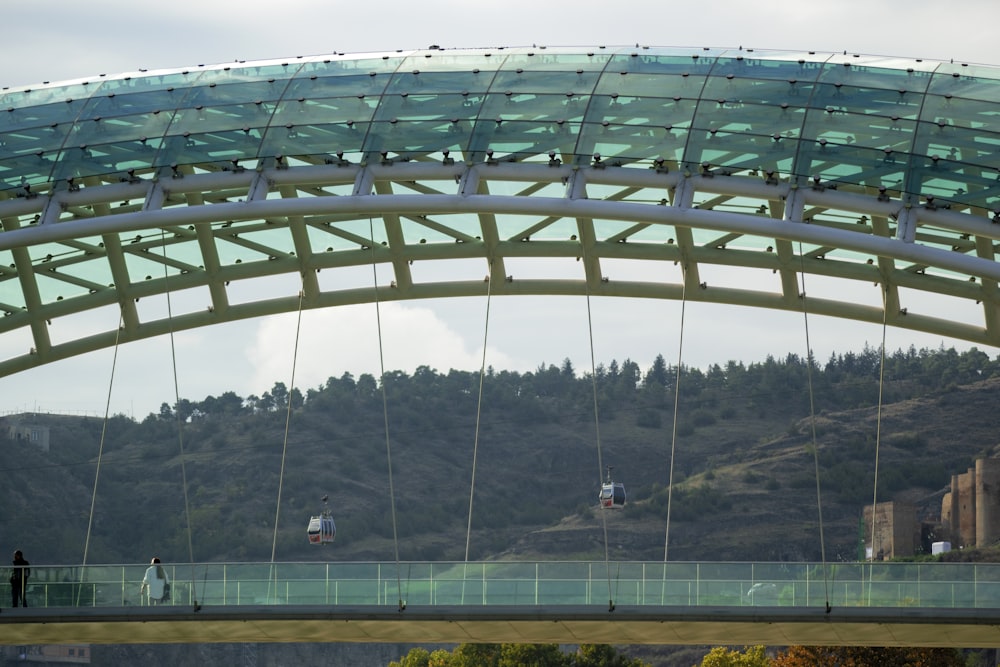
[2,158,1000,376]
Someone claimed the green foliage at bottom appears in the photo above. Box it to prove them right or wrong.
[698,646,770,667]
[389,643,650,667]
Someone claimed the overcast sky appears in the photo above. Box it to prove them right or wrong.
[1,0,998,419]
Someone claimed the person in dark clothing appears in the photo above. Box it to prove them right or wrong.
[10,550,29,608]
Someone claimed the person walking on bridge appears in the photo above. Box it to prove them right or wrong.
[10,550,29,608]
[140,557,169,605]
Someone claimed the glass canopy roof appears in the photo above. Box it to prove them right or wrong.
[2,46,1000,378]
[1,46,997,211]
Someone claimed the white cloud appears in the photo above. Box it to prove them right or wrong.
[246,303,516,397]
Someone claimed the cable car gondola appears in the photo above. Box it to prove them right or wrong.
[307,495,336,544]
[599,466,626,509]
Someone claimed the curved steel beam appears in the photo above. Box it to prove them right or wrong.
[1,160,998,377]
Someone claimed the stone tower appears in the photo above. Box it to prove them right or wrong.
[863,501,918,559]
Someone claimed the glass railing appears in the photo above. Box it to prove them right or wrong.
[7,561,1000,610]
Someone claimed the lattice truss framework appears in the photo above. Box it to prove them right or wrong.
[1,46,1000,376]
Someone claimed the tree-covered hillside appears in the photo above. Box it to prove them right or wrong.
[3,344,999,567]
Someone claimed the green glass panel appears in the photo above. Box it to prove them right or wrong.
[810,82,922,120]
[608,51,719,76]
[260,121,371,158]
[117,70,202,93]
[715,54,828,81]
[371,92,472,123]
[583,93,696,130]
[921,94,999,131]
[502,50,611,71]
[384,70,493,95]
[67,113,172,147]
[817,59,934,91]
[929,66,1000,102]
[479,92,588,124]
[491,69,602,94]
[0,99,87,134]
[0,152,55,188]
[81,88,188,119]
[272,98,379,127]
[4,84,93,108]
[701,75,807,108]
[366,120,471,157]
[166,103,271,135]
[283,73,390,101]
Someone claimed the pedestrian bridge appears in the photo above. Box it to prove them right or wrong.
[4,560,1000,647]
[5,45,1000,653]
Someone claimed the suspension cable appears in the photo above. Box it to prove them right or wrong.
[584,286,615,611]
[662,268,688,564]
[267,279,306,601]
[159,229,198,609]
[867,284,891,603]
[368,219,404,611]
[78,305,125,604]
[796,241,831,612]
[459,262,494,604]
[575,234,615,611]
[464,261,494,563]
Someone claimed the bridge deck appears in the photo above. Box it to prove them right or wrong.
[2,605,1000,647]
[4,560,1000,646]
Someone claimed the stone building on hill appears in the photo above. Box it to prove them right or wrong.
[941,457,1000,548]
[864,458,1000,560]
[863,501,919,560]
[3,414,50,452]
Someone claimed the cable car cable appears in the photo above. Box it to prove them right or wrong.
[796,241,831,613]
[368,216,405,611]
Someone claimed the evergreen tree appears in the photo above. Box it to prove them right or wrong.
[645,354,669,387]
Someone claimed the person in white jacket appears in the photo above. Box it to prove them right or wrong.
[140,557,169,605]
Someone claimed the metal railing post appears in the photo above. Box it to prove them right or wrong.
[534,563,538,606]
[587,562,592,605]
